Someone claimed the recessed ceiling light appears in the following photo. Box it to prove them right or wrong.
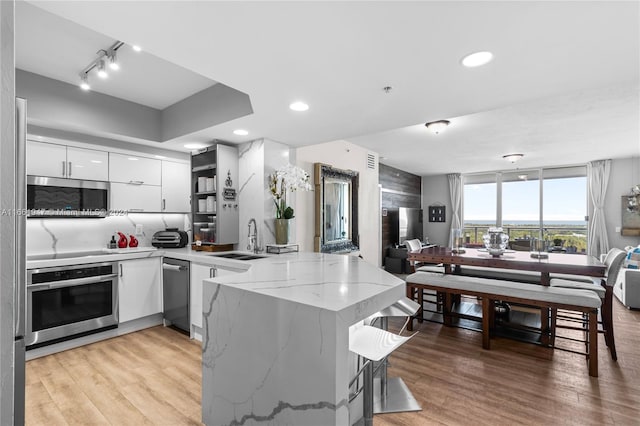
[132,45,142,52]
[184,143,208,150]
[90,160,102,164]
[154,155,166,159]
[518,174,528,180]
[233,129,249,136]
[127,157,138,161]
[461,51,494,68]
[289,101,309,112]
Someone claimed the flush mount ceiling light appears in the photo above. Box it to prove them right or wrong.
[461,51,494,68]
[503,153,524,163]
[425,120,450,135]
[77,41,125,91]
[233,129,249,136]
[132,45,142,52]
[289,101,309,112]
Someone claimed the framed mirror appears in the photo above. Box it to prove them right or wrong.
[314,163,359,253]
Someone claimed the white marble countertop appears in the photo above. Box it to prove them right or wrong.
[203,251,405,313]
[27,247,405,313]
[26,246,257,270]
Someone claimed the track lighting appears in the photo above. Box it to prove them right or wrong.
[97,59,108,78]
[108,51,119,70]
[79,73,90,91]
[77,41,125,91]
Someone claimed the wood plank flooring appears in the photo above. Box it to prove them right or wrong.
[26,300,640,425]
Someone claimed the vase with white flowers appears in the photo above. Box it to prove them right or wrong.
[268,163,312,244]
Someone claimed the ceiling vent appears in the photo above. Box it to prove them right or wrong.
[367,153,376,170]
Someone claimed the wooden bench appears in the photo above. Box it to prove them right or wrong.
[405,271,602,377]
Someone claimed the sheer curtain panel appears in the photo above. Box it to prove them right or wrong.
[587,160,611,257]
[448,173,463,247]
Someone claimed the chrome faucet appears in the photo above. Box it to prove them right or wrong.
[247,218,262,254]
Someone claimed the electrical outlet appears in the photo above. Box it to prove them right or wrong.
[615,226,621,233]
[135,224,144,235]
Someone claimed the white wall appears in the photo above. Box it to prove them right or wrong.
[423,156,640,250]
[237,138,291,251]
[422,175,451,246]
[600,156,640,249]
[296,140,380,266]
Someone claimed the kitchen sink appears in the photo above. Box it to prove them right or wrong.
[207,253,268,261]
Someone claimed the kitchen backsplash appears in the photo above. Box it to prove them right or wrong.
[27,213,191,255]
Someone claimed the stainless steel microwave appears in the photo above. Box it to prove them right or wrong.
[27,176,110,218]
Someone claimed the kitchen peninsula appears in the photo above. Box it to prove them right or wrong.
[201,252,405,425]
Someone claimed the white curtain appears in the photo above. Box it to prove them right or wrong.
[448,173,463,247]
[587,160,611,257]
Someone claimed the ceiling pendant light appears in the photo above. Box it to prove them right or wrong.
[503,153,524,163]
[425,120,450,135]
[108,51,119,70]
[97,59,108,78]
[79,73,90,91]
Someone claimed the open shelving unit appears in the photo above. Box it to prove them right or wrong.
[191,143,239,248]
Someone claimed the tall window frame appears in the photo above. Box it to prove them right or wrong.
[462,165,588,252]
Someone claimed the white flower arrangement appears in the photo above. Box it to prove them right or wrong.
[268,164,312,219]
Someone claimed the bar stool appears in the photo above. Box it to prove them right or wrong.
[364,297,421,415]
[349,325,416,426]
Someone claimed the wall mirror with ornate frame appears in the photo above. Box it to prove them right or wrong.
[314,163,359,253]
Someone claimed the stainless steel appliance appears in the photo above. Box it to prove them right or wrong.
[162,259,190,332]
[152,228,189,248]
[14,97,27,425]
[26,262,119,347]
[27,175,110,218]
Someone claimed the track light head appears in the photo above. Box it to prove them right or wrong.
[79,74,90,91]
[108,51,119,70]
[97,59,108,78]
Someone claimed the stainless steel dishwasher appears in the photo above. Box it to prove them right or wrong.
[162,258,190,333]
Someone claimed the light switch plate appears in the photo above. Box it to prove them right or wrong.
[615,226,621,233]
[135,224,144,235]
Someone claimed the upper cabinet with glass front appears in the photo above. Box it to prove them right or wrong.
[27,140,108,181]
[314,163,359,253]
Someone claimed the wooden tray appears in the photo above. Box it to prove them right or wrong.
[191,243,233,252]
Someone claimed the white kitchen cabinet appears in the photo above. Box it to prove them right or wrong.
[190,262,235,340]
[27,141,109,181]
[67,146,109,181]
[161,161,191,212]
[110,182,161,212]
[118,257,162,323]
[109,153,161,186]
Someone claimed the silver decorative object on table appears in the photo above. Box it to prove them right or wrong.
[482,227,509,257]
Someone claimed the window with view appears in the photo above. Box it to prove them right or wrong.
[462,166,588,253]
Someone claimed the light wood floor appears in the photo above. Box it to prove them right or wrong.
[26,300,640,425]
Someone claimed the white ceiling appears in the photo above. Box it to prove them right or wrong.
[21,1,640,175]
[16,1,216,110]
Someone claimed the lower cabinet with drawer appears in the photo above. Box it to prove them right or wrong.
[118,257,162,323]
[189,262,236,341]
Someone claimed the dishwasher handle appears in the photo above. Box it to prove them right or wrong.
[162,263,186,272]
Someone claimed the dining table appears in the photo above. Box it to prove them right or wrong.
[407,246,606,346]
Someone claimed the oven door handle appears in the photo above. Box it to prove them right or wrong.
[28,273,119,291]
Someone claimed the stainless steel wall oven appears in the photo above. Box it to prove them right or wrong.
[26,262,118,348]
